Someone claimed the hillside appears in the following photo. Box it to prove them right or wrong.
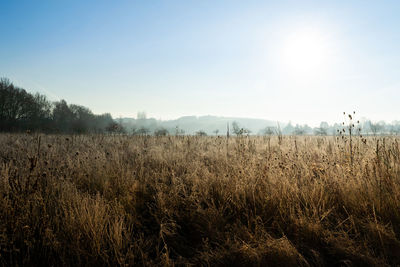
[120,115,279,135]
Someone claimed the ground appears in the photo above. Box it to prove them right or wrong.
[0,134,399,266]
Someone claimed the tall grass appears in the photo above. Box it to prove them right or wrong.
[0,134,399,266]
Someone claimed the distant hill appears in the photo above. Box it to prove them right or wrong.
[120,115,400,136]
[120,115,280,135]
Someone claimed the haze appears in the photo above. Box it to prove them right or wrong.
[1,0,399,126]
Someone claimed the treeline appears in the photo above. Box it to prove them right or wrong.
[274,120,400,136]
[0,78,115,133]
[2,77,399,136]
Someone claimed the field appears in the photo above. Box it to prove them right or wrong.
[0,134,400,266]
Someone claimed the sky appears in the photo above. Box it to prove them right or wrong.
[1,0,399,126]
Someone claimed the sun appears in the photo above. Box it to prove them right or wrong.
[283,29,328,76]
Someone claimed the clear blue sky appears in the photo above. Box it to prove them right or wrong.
[1,0,399,126]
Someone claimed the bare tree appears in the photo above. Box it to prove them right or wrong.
[314,122,328,136]
[154,127,169,136]
[196,130,207,136]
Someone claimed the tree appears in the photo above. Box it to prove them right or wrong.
[261,126,275,136]
[367,120,384,136]
[106,121,125,134]
[106,122,119,134]
[195,130,207,136]
[390,121,400,135]
[232,121,241,136]
[30,93,52,130]
[137,126,150,136]
[232,121,250,136]
[314,127,327,136]
[314,122,328,136]
[175,126,185,136]
[52,100,75,132]
[0,77,114,133]
[293,124,305,135]
[282,122,294,135]
[154,127,169,136]
[94,113,114,133]
[0,78,44,131]
[69,104,95,133]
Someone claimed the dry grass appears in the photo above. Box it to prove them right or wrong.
[0,134,400,266]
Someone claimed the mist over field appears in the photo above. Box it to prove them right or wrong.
[1,77,399,137]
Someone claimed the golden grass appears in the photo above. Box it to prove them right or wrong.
[0,134,399,266]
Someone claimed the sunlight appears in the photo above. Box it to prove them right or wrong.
[283,28,329,76]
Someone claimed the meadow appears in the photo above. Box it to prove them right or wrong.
[0,133,399,266]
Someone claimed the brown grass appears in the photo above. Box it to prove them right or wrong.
[0,134,399,266]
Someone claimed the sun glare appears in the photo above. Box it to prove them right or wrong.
[283,29,329,76]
